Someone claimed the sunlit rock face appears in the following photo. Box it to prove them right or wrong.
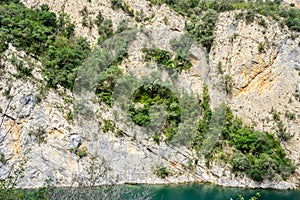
[0,0,298,189]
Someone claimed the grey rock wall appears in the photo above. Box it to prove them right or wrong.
[0,0,298,189]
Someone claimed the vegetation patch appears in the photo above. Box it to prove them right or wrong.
[272,108,294,141]
[95,11,114,43]
[0,152,6,164]
[147,0,300,52]
[142,47,192,71]
[96,64,123,106]
[29,126,47,145]
[75,147,88,158]
[191,87,295,182]
[94,22,134,106]
[101,119,115,133]
[0,1,91,89]
[110,0,134,17]
[155,166,169,178]
[129,83,181,143]
[10,56,32,78]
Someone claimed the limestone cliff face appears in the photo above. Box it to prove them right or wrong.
[208,10,300,188]
[210,10,300,174]
[0,0,299,190]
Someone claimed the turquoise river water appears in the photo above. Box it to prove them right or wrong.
[129,184,300,200]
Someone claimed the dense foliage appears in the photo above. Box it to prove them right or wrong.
[191,86,295,182]
[95,30,136,106]
[0,0,296,185]
[128,82,295,182]
[129,84,181,143]
[224,109,295,181]
[133,37,295,182]
[142,47,192,71]
[95,11,114,43]
[0,1,90,89]
[96,63,123,106]
[148,0,300,52]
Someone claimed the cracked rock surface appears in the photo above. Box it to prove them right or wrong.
[0,0,299,189]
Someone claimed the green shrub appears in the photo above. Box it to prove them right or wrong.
[96,65,123,106]
[217,61,223,74]
[102,119,115,133]
[94,32,135,106]
[0,160,27,200]
[220,74,233,95]
[257,17,268,28]
[271,108,280,122]
[97,19,113,43]
[3,88,12,99]
[142,47,192,71]
[276,120,293,141]
[0,2,91,90]
[80,6,93,29]
[129,84,181,142]
[257,42,265,53]
[129,105,151,126]
[231,151,249,173]
[120,2,134,17]
[66,110,74,121]
[271,109,293,141]
[285,111,296,120]
[29,126,47,145]
[0,152,6,164]
[143,48,171,65]
[10,56,32,78]
[223,109,295,181]
[155,166,169,178]
[232,192,261,200]
[42,36,90,89]
[152,134,161,145]
[76,147,88,158]
[110,0,134,16]
[148,0,300,52]
[280,8,300,31]
[192,85,212,151]
[111,0,123,10]
[186,9,218,52]
[116,19,130,33]
[0,31,8,53]
[191,87,295,182]
[115,129,125,137]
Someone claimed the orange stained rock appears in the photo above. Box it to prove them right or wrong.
[190,58,199,66]
[50,129,64,138]
[67,150,75,171]
[4,120,22,157]
[235,54,277,97]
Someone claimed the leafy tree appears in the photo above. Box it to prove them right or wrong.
[0,31,8,53]
[129,83,181,143]
[142,47,192,71]
[96,65,123,106]
[56,13,75,38]
[42,36,90,89]
[111,0,123,10]
[148,0,300,52]
[186,9,218,51]
[0,1,91,89]
[190,87,295,182]
[116,19,130,33]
